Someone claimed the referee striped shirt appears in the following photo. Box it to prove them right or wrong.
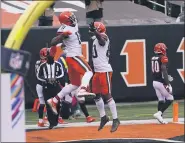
[37,61,64,83]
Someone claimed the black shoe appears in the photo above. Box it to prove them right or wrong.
[110,118,120,133]
[49,123,57,129]
[49,124,55,129]
[98,115,109,131]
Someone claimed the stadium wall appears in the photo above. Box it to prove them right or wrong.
[1,24,184,108]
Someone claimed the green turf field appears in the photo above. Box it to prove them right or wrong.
[26,100,184,125]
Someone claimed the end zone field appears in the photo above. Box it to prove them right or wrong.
[26,100,184,142]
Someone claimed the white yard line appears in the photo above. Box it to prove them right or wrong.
[26,118,184,130]
[56,138,183,143]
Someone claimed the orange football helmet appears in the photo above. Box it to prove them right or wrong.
[58,11,77,26]
[40,48,48,60]
[94,22,106,33]
[154,43,167,55]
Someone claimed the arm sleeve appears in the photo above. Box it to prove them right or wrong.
[36,64,46,82]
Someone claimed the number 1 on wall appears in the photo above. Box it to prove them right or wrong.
[120,40,147,87]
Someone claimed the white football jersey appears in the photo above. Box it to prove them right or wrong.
[57,24,82,57]
[92,34,113,72]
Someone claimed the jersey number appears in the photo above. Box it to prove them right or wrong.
[92,44,110,58]
[75,32,81,44]
[152,60,160,73]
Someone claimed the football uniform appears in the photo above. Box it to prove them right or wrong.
[58,55,85,102]
[151,55,168,83]
[57,24,92,86]
[151,55,173,101]
[92,34,113,95]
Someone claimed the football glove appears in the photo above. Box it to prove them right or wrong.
[89,22,97,33]
[168,75,173,82]
[164,84,173,94]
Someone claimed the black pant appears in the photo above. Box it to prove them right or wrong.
[43,84,60,126]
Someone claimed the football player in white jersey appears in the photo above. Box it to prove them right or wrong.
[89,22,120,132]
[47,11,95,115]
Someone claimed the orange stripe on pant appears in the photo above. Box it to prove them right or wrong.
[66,56,92,86]
[92,72,112,95]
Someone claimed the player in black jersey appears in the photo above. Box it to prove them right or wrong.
[151,43,174,124]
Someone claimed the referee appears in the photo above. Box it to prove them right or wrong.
[37,47,65,129]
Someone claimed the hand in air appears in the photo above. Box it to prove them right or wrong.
[89,22,97,33]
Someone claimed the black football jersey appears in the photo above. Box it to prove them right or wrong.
[151,55,168,83]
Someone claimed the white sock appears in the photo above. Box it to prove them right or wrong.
[53,84,78,103]
[95,97,106,118]
[107,99,118,119]
[81,71,93,88]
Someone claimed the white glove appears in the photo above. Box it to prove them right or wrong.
[165,84,173,94]
[65,82,69,86]
[168,75,173,82]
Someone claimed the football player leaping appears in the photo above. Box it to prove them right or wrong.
[151,43,174,124]
[89,22,120,132]
[47,11,95,115]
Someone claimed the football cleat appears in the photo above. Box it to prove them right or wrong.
[86,116,96,123]
[47,98,58,115]
[37,122,47,127]
[58,117,68,124]
[154,111,168,124]
[110,118,120,133]
[98,115,109,131]
[77,88,96,98]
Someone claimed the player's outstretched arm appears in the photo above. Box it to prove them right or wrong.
[89,22,107,46]
[94,31,107,46]
[50,31,72,46]
[51,35,62,46]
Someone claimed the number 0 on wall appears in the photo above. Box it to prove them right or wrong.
[120,40,147,87]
